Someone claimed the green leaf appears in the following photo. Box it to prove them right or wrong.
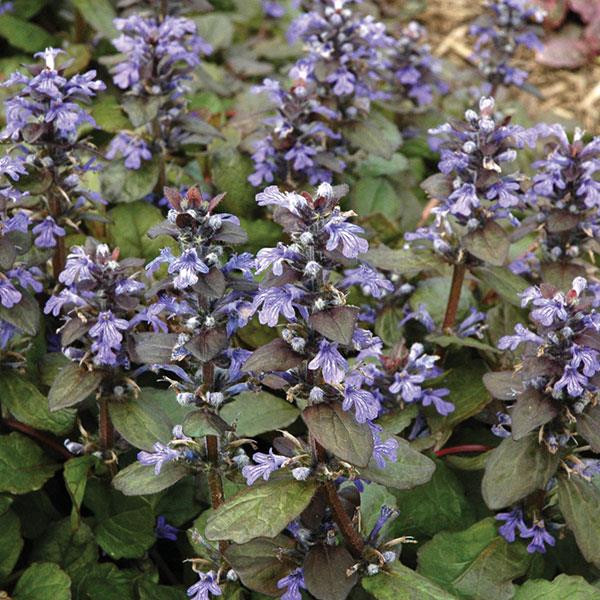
[355,153,409,177]
[0,14,57,52]
[182,409,230,438]
[417,518,531,600]
[194,13,234,50]
[472,266,529,307]
[13,562,71,600]
[72,0,118,38]
[48,362,103,411]
[137,580,187,600]
[514,574,600,599]
[303,545,358,600]
[557,473,600,568]
[392,460,475,538]
[90,94,130,133]
[0,371,75,435]
[482,434,559,510]
[0,433,59,494]
[428,362,491,433]
[0,288,40,335]
[12,0,47,19]
[64,455,95,529]
[375,404,418,436]
[109,393,174,452]
[205,479,317,544]
[220,391,299,437]
[112,461,189,496]
[365,245,447,277]
[426,334,500,354]
[101,159,160,204]
[74,562,136,600]
[108,201,175,261]
[510,389,557,440]
[95,505,155,559]
[302,403,374,468]
[29,518,97,583]
[362,563,458,600]
[462,221,509,266]
[359,483,397,536]
[361,436,436,490]
[577,404,600,451]
[410,276,474,324]
[210,148,257,217]
[0,509,23,583]
[350,177,400,220]
[346,111,402,159]
[225,536,297,596]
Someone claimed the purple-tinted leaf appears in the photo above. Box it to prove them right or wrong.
[193,268,226,298]
[511,389,557,440]
[483,371,525,400]
[303,545,358,600]
[420,173,452,199]
[48,363,103,411]
[537,33,592,68]
[184,328,228,362]
[131,332,179,364]
[243,338,304,372]
[578,404,600,451]
[308,306,359,346]
[462,221,509,266]
[60,316,91,347]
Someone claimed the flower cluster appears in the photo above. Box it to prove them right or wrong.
[371,343,454,417]
[45,240,147,368]
[107,15,213,170]
[407,97,535,263]
[469,0,544,91]
[1,48,106,276]
[489,277,600,452]
[288,0,394,116]
[385,21,448,109]
[248,72,346,187]
[241,182,397,477]
[526,125,600,265]
[2,47,105,142]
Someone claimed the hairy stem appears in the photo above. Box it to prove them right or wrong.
[441,262,466,333]
[202,362,227,553]
[313,438,364,558]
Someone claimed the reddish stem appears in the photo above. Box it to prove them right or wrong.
[441,262,466,332]
[3,417,72,460]
[435,444,492,458]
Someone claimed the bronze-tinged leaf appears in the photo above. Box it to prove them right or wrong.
[510,389,557,440]
[131,332,179,364]
[193,268,226,298]
[302,403,373,468]
[184,328,228,362]
[225,536,297,596]
[557,473,600,568]
[578,404,600,452]
[303,545,358,600]
[483,371,524,400]
[60,316,90,347]
[205,479,317,544]
[308,306,359,345]
[243,338,304,373]
[48,363,103,411]
[182,409,231,438]
[482,434,559,510]
[462,221,510,267]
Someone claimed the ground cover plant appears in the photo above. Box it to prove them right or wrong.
[1,0,600,598]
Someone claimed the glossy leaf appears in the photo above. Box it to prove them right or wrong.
[12,562,71,600]
[48,363,103,411]
[112,461,189,496]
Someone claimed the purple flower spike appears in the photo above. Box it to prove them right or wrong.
[32,216,66,248]
[308,339,348,385]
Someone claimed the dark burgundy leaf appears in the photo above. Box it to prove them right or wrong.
[131,333,179,364]
[303,545,358,600]
[308,306,359,346]
[511,389,557,440]
[243,338,304,372]
[185,328,228,362]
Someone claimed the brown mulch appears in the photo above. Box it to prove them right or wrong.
[421,0,600,132]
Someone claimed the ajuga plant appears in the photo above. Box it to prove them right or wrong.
[469,0,545,94]
[105,5,216,194]
[482,277,600,562]
[111,185,259,595]
[174,182,438,599]
[44,240,150,452]
[1,48,106,278]
[408,96,536,332]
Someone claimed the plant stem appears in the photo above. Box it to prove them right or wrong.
[48,193,66,279]
[435,444,492,458]
[313,438,364,558]
[202,362,227,553]
[99,396,114,452]
[3,417,72,460]
[441,261,466,333]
